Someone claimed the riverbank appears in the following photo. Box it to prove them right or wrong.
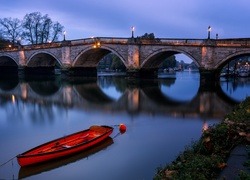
[154,97,250,179]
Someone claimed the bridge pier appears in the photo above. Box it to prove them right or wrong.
[126,69,140,78]
[139,68,158,78]
[126,68,158,79]
[199,68,221,83]
[62,67,97,77]
[21,66,55,75]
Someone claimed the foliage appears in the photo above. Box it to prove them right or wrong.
[137,33,161,42]
[111,54,126,71]
[98,53,126,72]
[139,33,155,40]
[161,55,177,69]
[0,12,64,45]
[154,97,250,179]
[239,170,250,180]
[160,56,198,70]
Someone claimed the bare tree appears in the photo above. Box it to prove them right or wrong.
[22,12,64,44]
[40,14,53,43]
[22,12,40,44]
[51,21,64,42]
[0,17,22,45]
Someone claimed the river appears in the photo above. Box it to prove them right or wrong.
[0,71,249,180]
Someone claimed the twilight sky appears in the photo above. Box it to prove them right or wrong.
[1,0,250,41]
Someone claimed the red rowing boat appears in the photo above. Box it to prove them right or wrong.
[17,125,113,167]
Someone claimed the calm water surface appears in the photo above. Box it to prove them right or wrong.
[0,71,249,180]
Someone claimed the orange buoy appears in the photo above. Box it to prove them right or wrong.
[119,124,126,132]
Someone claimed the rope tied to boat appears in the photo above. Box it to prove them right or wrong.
[0,156,16,168]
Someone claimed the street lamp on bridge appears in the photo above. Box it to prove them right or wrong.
[131,26,135,38]
[208,26,211,39]
[63,31,66,41]
[18,37,22,45]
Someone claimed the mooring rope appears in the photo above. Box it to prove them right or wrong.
[112,132,121,139]
[0,156,16,168]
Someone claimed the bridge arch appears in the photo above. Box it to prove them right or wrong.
[141,48,200,68]
[215,50,250,69]
[72,45,127,67]
[27,51,61,67]
[0,54,18,66]
[0,54,19,74]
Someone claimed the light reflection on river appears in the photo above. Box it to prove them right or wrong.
[0,72,249,180]
[220,77,250,102]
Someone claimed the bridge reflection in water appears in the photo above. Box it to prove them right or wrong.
[0,73,244,179]
[0,74,237,123]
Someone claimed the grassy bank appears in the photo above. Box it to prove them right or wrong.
[154,96,250,179]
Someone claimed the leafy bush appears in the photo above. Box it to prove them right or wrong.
[154,97,250,179]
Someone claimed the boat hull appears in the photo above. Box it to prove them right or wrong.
[17,125,113,167]
[18,137,114,179]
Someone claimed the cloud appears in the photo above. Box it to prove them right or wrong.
[1,0,250,40]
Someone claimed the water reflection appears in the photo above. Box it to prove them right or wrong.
[220,77,250,102]
[29,80,60,96]
[160,71,200,102]
[0,77,19,91]
[0,74,241,123]
[97,76,125,100]
[75,83,114,103]
[0,72,249,179]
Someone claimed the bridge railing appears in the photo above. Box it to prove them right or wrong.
[0,46,19,52]
[149,38,204,45]
[70,37,129,45]
[70,37,207,45]
[215,38,250,47]
[0,38,130,52]
[22,42,62,50]
[2,37,250,52]
[139,38,250,46]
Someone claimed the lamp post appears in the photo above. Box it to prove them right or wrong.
[131,26,134,38]
[16,36,22,49]
[17,37,22,49]
[208,26,211,39]
[63,31,66,41]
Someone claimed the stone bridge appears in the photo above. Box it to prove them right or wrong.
[1,37,250,80]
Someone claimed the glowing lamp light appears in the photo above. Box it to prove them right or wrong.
[131,26,135,32]
[119,124,126,132]
[63,31,66,41]
[93,41,101,48]
[131,26,135,38]
[12,95,15,104]
[208,26,211,32]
